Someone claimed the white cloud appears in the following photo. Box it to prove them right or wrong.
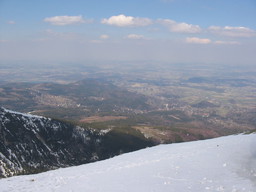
[44,15,90,26]
[0,39,8,43]
[42,29,84,42]
[101,14,152,27]
[186,37,211,44]
[158,19,201,33]
[7,20,16,24]
[186,37,240,45]
[126,34,144,40]
[208,26,256,37]
[214,40,240,45]
[90,40,102,44]
[100,34,109,39]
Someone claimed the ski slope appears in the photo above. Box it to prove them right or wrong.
[0,134,255,192]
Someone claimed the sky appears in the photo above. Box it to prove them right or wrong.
[0,0,256,65]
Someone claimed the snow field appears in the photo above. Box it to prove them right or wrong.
[0,134,255,192]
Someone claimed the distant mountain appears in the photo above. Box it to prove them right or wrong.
[0,107,153,178]
[0,79,150,119]
[191,100,219,108]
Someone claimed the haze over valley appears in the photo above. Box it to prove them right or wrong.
[1,62,255,144]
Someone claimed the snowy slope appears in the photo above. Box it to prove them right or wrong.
[0,107,152,178]
[0,107,107,177]
[0,134,255,192]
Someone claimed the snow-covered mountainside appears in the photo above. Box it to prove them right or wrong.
[0,133,255,192]
[0,107,152,178]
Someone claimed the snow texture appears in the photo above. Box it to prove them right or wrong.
[3,108,47,120]
[0,107,112,178]
[0,134,255,192]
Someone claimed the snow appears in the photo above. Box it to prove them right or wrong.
[3,108,47,120]
[0,134,255,192]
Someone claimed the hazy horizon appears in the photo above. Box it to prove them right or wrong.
[0,0,256,66]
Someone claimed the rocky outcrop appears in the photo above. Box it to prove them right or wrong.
[0,107,153,178]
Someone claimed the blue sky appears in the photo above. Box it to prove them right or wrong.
[0,0,256,65]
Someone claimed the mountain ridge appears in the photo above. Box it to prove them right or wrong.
[0,107,152,178]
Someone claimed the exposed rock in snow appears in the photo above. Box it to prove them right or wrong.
[0,107,152,178]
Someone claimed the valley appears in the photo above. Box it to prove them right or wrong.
[1,62,255,144]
